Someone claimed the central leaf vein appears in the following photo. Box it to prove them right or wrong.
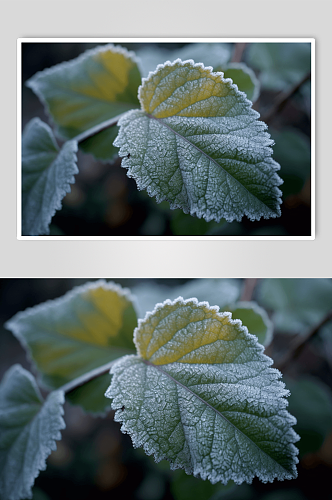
[142,359,288,472]
[145,114,278,213]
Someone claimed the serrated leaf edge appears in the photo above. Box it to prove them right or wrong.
[106,298,299,484]
[116,60,283,222]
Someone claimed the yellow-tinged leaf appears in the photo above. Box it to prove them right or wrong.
[140,60,235,118]
[115,59,283,223]
[5,280,137,413]
[26,44,141,161]
[135,299,242,365]
[106,297,299,485]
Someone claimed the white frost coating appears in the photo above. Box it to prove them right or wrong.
[105,298,299,485]
[22,118,78,236]
[114,59,283,224]
[0,365,66,500]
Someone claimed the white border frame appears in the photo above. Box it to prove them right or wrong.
[17,37,315,241]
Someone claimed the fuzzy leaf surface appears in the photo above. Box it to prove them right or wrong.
[22,118,78,236]
[5,280,137,413]
[26,44,141,161]
[0,365,65,500]
[106,298,299,485]
[114,60,282,223]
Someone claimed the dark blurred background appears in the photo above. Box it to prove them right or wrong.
[1,278,331,500]
[21,42,312,237]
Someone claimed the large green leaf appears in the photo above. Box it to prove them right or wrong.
[0,365,65,500]
[114,60,282,223]
[5,280,137,413]
[105,298,299,484]
[258,279,332,334]
[22,118,78,236]
[26,44,141,161]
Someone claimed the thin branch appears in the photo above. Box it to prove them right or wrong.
[261,71,311,124]
[59,359,118,395]
[240,278,259,302]
[73,111,128,144]
[231,43,247,63]
[276,310,332,372]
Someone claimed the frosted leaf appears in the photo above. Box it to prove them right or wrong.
[114,60,283,223]
[0,365,65,500]
[105,298,299,485]
[26,44,141,161]
[5,280,137,413]
[22,118,78,236]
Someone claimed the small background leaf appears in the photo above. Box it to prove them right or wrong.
[22,118,78,236]
[258,279,332,334]
[246,43,311,91]
[225,301,273,346]
[26,44,141,161]
[219,63,260,102]
[0,365,65,500]
[5,281,137,413]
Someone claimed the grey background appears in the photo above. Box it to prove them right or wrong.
[1,0,331,277]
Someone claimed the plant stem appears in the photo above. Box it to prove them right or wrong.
[73,112,128,144]
[59,359,119,395]
[231,43,247,63]
[276,310,332,372]
[240,278,259,302]
[261,71,311,124]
